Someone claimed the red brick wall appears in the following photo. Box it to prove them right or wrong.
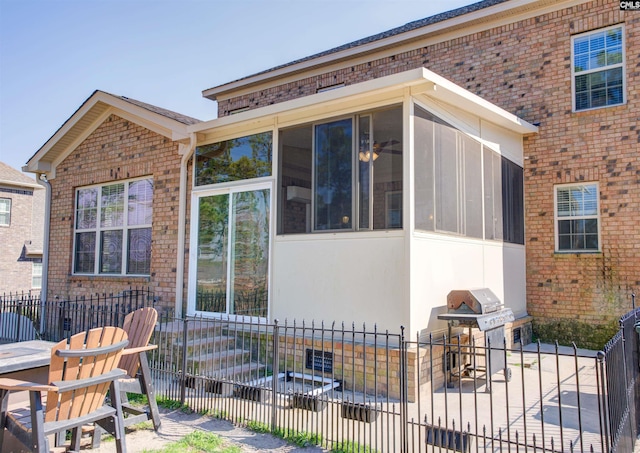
[218,0,639,326]
[46,114,184,311]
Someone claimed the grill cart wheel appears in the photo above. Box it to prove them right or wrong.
[504,367,512,382]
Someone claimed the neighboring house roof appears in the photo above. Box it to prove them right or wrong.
[24,90,201,178]
[203,0,570,100]
[0,161,40,190]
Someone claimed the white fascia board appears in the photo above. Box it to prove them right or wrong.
[0,178,42,190]
[25,91,190,177]
[420,69,538,135]
[190,68,537,139]
[191,69,431,135]
[203,0,587,101]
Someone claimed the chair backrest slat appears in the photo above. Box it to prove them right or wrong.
[119,307,157,378]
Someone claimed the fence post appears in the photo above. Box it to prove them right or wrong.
[597,350,611,452]
[16,301,23,342]
[271,319,280,433]
[399,325,408,453]
[180,318,189,405]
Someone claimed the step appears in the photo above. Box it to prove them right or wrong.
[186,349,252,374]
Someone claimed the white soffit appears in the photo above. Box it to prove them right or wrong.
[190,68,537,140]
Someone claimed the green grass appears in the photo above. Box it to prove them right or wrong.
[331,440,380,453]
[141,430,241,453]
[244,420,322,447]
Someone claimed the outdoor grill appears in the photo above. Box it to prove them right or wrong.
[437,288,514,389]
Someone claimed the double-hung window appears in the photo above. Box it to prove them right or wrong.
[572,25,624,111]
[555,182,599,252]
[74,178,153,275]
[0,198,10,226]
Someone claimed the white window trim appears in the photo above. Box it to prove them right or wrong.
[72,177,153,276]
[187,180,273,323]
[554,182,601,253]
[0,198,11,226]
[571,24,626,112]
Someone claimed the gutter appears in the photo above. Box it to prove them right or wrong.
[36,173,51,331]
[175,133,197,318]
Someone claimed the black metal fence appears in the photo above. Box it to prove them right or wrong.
[0,287,155,343]
[2,291,639,452]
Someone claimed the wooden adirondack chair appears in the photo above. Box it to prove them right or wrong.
[0,326,129,453]
[91,307,160,447]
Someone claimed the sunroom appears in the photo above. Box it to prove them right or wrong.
[185,68,537,337]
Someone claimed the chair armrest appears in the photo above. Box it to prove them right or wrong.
[0,377,57,392]
[52,369,126,393]
[121,344,158,355]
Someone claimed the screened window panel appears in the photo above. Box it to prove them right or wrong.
[502,158,524,244]
[278,126,312,234]
[371,107,403,230]
[434,120,459,233]
[314,119,353,231]
[414,107,435,232]
[462,134,483,238]
[358,115,371,230]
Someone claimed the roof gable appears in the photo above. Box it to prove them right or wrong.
[25,90,200,178]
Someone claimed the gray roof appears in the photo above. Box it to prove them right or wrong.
[211,0,510,89]
[99,91,201,125]
[0,161,38,187]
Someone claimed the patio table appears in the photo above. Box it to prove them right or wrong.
[0,340,56,452]
[0,340,55,376]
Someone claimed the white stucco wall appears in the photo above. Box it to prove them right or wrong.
[408,234,526,338]
[271,232,408,332]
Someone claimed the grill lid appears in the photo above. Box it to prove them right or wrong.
[438,288,514,331]
[447,288,502,314]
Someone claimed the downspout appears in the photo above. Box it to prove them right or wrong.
[36,173,51,332]
[175,133,197,318]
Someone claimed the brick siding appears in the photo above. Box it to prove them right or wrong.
[46,114,185,310]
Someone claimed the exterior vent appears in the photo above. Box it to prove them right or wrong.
[306,349,333,373]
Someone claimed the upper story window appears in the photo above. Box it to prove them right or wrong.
[0,198,10,226]
[278,106,403,234]
[555,182,599,252]
[414,105,524,244]
[195,131,272,186]
[572,25,624,111]
[73,178,153,275]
